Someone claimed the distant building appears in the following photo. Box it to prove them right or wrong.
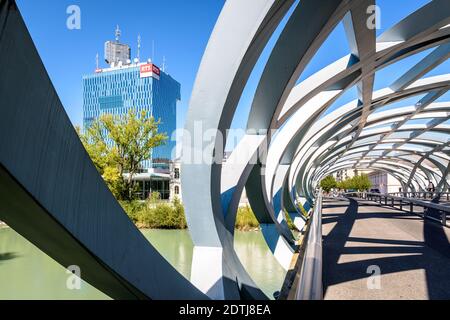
[170,160,182,201]
[104,26,131,65]
[82,27,180,199]
[239,188,250,208]
[334,169,358,182]
[368,171,402,194]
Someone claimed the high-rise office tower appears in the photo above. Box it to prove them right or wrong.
[82,28,180,199]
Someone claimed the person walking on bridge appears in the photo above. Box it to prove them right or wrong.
[427,181,436,199]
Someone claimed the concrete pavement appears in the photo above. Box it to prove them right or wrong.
[322,198,450,300]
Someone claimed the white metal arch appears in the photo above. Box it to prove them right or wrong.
[181,0,450,300]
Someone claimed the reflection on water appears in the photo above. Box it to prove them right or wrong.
[141,229,193,282]
[143,229,287,299]
[0,227,108,300]
[0,228,286,299]
[234,231,287,298]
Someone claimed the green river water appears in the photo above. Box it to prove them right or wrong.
[0,227,286,300]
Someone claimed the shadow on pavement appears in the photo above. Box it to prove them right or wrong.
[322,198,450,299]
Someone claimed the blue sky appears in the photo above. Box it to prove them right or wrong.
[16,0,224,130]
[16,0,449,150]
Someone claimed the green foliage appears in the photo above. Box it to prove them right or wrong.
[121,199,301,231]
[320,175,337,192]
[103,166,127,199]
[235,206,260,231]
[172,197,188,229]
[77,109,167,200]
[336,174,372,191]
[173,197,185,222]
[297,202,309,218]
[351,174,372,191]
[120,197,187,229]
[337,179,351,191]
[119,200,145,224]
[149,191,162,203]
[149,203,183,229]
[283,210,296,230]
[235,206,298,231]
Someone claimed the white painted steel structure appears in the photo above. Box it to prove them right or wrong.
[181,0,450,299]
[1,0,449,301]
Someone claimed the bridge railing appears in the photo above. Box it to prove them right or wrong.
[294,191,323,300]
[388,192,450,201]
[347,192,449,227]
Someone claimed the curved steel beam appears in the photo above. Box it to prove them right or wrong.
[0,0,206,300]
[180,0,295,299]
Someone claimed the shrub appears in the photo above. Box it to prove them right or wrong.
[283,210,296,230]
[120,198,187,229]
[123,198,309,231]
[119,200,145,224]
[173,197,188,229]
[151,203,179,229]
[297,202,309,218]
[235,206,260,231]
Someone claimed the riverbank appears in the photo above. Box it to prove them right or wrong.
[235,206,260,231]
[121,198,187,229]
[0,201,299,231]
[120,199,263,231]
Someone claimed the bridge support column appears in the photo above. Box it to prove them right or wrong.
[191,246,225,300]
[260,224,295,270]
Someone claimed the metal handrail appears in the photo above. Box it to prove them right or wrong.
[295,191,323,300]
[346,192,449,227]
[388,192,450,201]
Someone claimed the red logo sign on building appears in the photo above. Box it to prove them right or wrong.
[140,63,160,80]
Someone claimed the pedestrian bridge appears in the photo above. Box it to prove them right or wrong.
[322,197,450,299]
[0,0,449,300]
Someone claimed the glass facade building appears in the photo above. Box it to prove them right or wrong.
[82,64,180,170]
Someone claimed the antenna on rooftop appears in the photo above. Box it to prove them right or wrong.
[96,53,99,69]
[137,34,141,62]
[115,25,121,42]
[162,56,166,72]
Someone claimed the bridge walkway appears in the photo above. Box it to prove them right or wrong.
[322,198,450,299]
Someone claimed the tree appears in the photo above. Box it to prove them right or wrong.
[77,109,167,200]
[337,180,349,191]
[320,175,337,193]
[336,174,372,192]
[352,174,372,191]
